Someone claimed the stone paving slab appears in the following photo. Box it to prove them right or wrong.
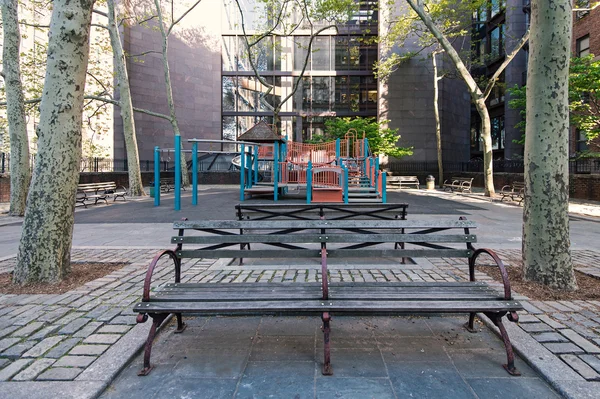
[0,246,599,397]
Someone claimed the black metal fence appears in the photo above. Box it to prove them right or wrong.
[384,158,600,175]
[2,152,599,175]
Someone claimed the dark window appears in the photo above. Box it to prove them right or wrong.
[491,116,505,150]
[576,129,589,152]
[489,25,504,60]
[577,35,590,57]
[312,36,331,70]
[294,37,310,71]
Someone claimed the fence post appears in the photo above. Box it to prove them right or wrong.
[1,153,5,174]
[306,161,312,204]
[154,146,160,207]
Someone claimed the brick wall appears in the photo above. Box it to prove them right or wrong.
[572,7,600,57]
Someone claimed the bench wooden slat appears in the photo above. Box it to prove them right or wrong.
[134,299,522,314]
[156,284,497,295]
[174,219,476,230]
[163,281,489,289]
[177,248,472,259]
[172,233,477,245]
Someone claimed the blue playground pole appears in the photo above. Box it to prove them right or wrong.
[375,157,380,192]
[335,138,340,166]
[274,142,279,202]
[382,172,387,203]
[154,146,160,207]
[240,144,245,201]
[174,135,181,211]
[192,142,198,206]
[343,166,349,204]
[253,146,259,185]
[306,161,312,204]
[247,146,253,189]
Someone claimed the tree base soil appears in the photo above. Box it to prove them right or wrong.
[481,263,600,301]
[0,262,127,295]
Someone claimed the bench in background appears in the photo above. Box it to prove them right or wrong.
[76,182,127,208]
[500,182,525,205]
[134,218,522,377]
[387,175,420,189]
[443,177,474,193]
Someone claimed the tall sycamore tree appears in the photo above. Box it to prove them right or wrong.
[1,0,30,216]
[14,0,96,284]
[522,0,576,290]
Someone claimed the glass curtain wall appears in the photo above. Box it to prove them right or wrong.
[221,0,378,142]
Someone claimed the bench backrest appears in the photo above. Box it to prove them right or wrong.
[451,177,473,182]
[235,203,408,221]
[512,182,525,190]
[171,219,477,261]
[77,182,116,192]
[399,176,419,182]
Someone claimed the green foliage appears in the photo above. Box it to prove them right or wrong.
[306,117,413,158]
[377,0,485,80]
[508,55,600,145]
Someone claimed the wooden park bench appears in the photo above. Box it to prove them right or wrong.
[159,178,186,193]
[76,182,127,208]
[387,175,420,189]
[443,177,474,193]
[500,182,525,205]
[134,217,523,377]
[235,203,409,221]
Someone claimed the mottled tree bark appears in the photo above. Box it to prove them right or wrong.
[522,0,576,290]
[432,50,443,188]
[107,0,145,197]
[14,0,95,284]
[1,0,31,216]
[153,0,192,186]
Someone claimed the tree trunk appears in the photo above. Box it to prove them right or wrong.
[14,0,95,284]
[1,0,30,216]
[406,0,496,195]
[432,51,443,188]
[107,0,145,197]
[154,0,189,186]
[522,0,576,290]
[474,98,495,195]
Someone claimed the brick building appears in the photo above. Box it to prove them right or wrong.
[571,1,600,156]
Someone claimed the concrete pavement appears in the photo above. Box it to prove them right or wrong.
[0,186,599,398]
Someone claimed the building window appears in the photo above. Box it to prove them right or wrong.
[489,25,504,61]
[576,129,589,152]
[491,116,505,150]
[576,35,590,57]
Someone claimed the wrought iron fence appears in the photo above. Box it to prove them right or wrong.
[3,153,599,176]
[384,158,600,175]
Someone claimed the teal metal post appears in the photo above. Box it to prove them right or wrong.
[240,144,245,201]
[336,138,340,166]
[247,146,253,188]
[192,142,198,206]
[174,135,181,211]
[375,157,380,193]
[306,161,312,204]
[253,146,258,185]
[382,172,387,203]
[274,142,279,201]
[343,165,349,204]
[154,146,160,207]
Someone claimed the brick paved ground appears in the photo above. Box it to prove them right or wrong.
[1,247,599,390]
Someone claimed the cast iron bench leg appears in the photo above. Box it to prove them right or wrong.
[465,313,477,333]
[321,312,333,376]
[486,312,521,376]
[175,313,186,333]
[138,313,168,376]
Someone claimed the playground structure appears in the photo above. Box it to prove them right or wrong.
[238,130,387,204]
[152,129,386,210]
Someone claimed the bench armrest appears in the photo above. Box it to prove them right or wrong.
[472,248,512,301]
[141,249,179,303]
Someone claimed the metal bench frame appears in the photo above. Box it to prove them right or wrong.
[500,182,525,205]
[76,182,127,207]
[387,176,420,189]
[134,216,522,377]
[443,177,474,193]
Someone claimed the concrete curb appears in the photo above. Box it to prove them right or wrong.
[479,313,600,399]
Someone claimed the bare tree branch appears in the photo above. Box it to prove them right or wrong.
[483,29,530,100]
[168,0,203,35]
